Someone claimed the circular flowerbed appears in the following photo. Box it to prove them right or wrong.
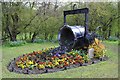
[7,38,108,74]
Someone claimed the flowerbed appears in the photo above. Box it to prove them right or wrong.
[7,38,108,74]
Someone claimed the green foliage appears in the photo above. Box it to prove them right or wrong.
[49,39,58,43]
[68,49,87,57]
[83,54,89,63]
[68,49,90,63]
[8,40,26,47]
[33,39,47,43]
[1,2,119,43]
[108,36,119,41]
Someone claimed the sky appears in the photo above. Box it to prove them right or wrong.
[1,0,118,2]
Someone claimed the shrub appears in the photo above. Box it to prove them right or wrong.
[108,36,119,41]
[97,36,104,40]
[33,39,46,43]
[49,39,58,43]
[8,40,27,47]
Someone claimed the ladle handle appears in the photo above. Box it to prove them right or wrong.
[64,8,89,25]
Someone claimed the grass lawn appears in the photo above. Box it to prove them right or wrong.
[1,41,118,78]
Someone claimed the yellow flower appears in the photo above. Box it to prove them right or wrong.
[61,58,65,62]
[57,59,62,62]
[26,64,30,68]
[46,64,51,68]
[35,63,38,66]
[28,61,34,65]
[54,61,59,66]
[89,38,106,58]
[38,64,45,69]
[95,38,99,45]
[18,64,25,69]
[51,64,55,68]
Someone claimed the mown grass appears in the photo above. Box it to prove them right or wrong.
[1,41,118,78]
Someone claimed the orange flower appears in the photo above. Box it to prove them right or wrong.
[53,55,57,59]
[23,56,27,61]
[64,61,69,66]
[48,62,52,65]
[79,56,83,59]
[80,60,84,63]
[51,57,54,60]
[38,51,42,54]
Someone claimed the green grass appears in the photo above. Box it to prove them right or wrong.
[0,45,2,80]
[103,40,119,44]
[1,41,118,78]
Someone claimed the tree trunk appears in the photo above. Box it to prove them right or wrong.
[11,13,20,41]
[11,34,17,41]
[49,34,53,40]
[29,32,32,39]
[24,33,27,40]
[108,25,112,38]
[49,32,54,40]
[31,32,38,43]
[44,32,48,40]
[5,14,16,41]
[116,32,120,38]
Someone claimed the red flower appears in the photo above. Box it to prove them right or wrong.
[38,62,44,64]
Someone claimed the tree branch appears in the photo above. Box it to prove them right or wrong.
[23,13,38,29]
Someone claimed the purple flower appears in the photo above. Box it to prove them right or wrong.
[55,53,61,57]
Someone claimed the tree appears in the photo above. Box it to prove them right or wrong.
[2,2,22,41]
[1,2,119,43]
[2,2,38,41]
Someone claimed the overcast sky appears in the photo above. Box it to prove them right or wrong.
[1,0,118,2]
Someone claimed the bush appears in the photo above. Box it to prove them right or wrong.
[49,39,58,43]
[33,39,46,43]
[108,36,119,41]
[8,40,27,47]
[97,36,104,40]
